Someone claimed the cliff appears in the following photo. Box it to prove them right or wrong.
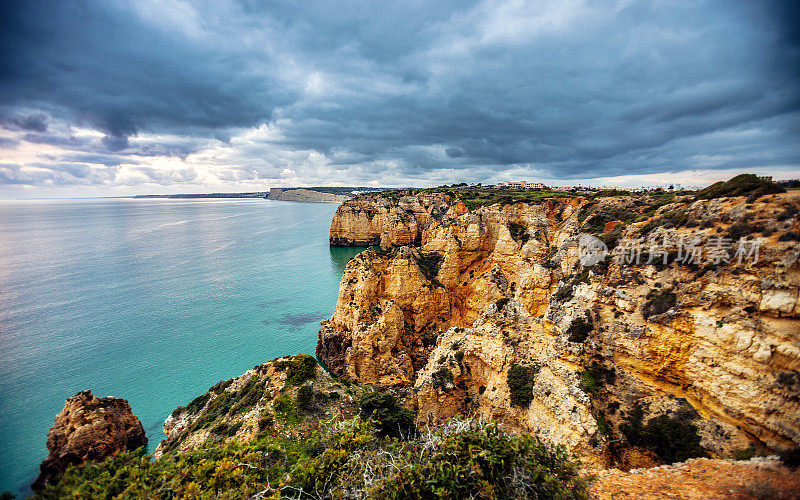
[32,390,147,491]
[319,189,800,467]
[267,187,350,203]
[329,191,455,246]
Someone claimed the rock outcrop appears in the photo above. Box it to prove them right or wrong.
[329,192,454,246]
[32,390,147,491]
[319,190,800,467]
[268,188,350,203]
[155,355,363,458]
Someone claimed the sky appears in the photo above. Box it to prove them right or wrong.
[0,0,798,198]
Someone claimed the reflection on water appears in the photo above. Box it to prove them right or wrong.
[329,246,367,277]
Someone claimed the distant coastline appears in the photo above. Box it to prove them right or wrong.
[133,186,385,202]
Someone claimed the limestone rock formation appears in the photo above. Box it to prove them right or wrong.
[329,192,453,246]
[32,390,147,491]
[319,190,800,468]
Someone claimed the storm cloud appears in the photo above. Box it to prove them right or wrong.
[0,0,797,193]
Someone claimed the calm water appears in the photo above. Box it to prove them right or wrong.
[0,198,361,495]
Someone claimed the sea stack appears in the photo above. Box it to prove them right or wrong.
[32,390,147,491]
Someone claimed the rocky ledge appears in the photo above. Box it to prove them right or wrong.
[32,390,147,491]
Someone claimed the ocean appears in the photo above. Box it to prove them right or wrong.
[0,198,361,495]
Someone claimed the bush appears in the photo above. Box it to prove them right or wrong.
[695,174,785,201]
[296,384,313,409]
[778,232,800,242]
[210,378,233,393]
[230,376,265,414]
[567,313,593,343]
[359,392,416,438]
[495,297,511,310]
[432,367,453,390]
[776,205,798,222]
[507,222,530,243]
[186,393,210,413]
[415,252,444,281]
[621,403,706,464]
[378,421,587,499]
[507,363,538,407]
[37,417,588,500]
[287,354,317,385]
[728,222,755,241]
[642,288,677,318]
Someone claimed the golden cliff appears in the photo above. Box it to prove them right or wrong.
[319,189,800,467]
[329,192,453,246]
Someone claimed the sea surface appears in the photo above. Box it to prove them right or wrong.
[0,198,362,495]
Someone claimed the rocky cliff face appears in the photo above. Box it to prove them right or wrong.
[329,192,454,246]
[319,191,800,467]
[32,390,147,491]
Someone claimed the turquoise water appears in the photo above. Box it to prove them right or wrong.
[0,198,361,495]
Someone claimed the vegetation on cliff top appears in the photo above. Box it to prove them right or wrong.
[35,417,588,500]
[695,173,785,202]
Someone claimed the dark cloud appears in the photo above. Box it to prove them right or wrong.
[0,0,797,189]
[0,112,49,132]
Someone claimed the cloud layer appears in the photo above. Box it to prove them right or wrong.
[0,0,798,194]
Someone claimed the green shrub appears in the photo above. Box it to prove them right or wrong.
[378,421,587,499]
[642,288,677,318]
[695,174,785,201]
[596,411,609,435]
[230,377,265,414]
[778,231,800,242]
[507,222,530,243]
[776,205,798,222]
[287,354,317,385]
[728,222,755,241]
[359,392,416,438]
[507,363,538,407]
[567,313,593,342]
[37,417,588,500]
[296,384,313,409]
[495,297,511,310]
[186,393,210,413]
[432,367,453,390]
[580,371,599,393]
[210,378,233,393]
[415,252,444,280]
[620,403,705,464]
[733,444,767,461]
